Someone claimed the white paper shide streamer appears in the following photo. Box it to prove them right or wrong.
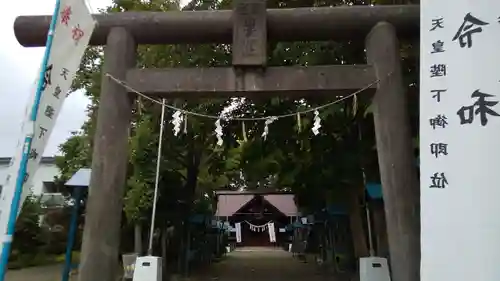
[312,110,321,135]
[262,116,278,140]
[245,221,269,232]
[249,224,267,232]
[235,222,242,243]
[171,110,183,136]
[215,119,223,146]
[268,222,276,243]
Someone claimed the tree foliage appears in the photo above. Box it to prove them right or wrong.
[12,196,46,255]
[54,0,420,264]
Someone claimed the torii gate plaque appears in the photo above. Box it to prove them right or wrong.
[14,3,420,281]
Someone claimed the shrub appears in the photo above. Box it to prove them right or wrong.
[11,195,47,255]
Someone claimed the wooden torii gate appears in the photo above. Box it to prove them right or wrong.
[14,3,420,281]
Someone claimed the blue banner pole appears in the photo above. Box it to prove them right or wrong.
[62,188,82,281]
[0,0,61,279]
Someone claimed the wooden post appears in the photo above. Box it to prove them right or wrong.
[365,22,419,281]
[78,27,136,281]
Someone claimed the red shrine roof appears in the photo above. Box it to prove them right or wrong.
[215,191,298,217]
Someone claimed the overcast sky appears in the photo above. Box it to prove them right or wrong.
[0,0,112,157]
[0,0,192,157]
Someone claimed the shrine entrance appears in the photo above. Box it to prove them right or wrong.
[14,3,420,281]
[216,191,295,248]
[240,220,274,247]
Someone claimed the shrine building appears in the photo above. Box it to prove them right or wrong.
[215,191,298,247]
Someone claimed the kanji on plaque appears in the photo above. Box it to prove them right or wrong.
[44,105,56,119]
[430,17,445,31]
[38,126,48,139]
[60,5,72,26]
[429,172,448,189]
[431,89,446,102]
[72,24,85,45]
[430,142,448,158]
[429,114,448,129]
[430,63,446,78]
[53,86,62,99]
[457,90,500,126]
[452,13,489,48]
[431,40,445,53]
[60,68,69,80]
[28,148,39,160]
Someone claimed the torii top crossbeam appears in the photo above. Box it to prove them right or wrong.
[14,5,419,47]
[11,4,421,281]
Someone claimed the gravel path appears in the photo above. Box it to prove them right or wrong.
[185,247,335,281]
[5,247,343,281]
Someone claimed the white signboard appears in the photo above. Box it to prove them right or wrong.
[420,1,500,280]
[0,0,95,240]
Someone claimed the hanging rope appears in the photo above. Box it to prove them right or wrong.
[105,72,390,122]
[105,71,392,145]
[243,220,273,232]
[244,220,272,228]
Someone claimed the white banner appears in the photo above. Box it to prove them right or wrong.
[0,0,95,240]
[235,222,242,243]
[267,222,276,243]
[420,1,500,280]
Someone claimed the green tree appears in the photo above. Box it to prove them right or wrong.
[55,0,243,273]
[54,132,91,192]
[55,0,419,276]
